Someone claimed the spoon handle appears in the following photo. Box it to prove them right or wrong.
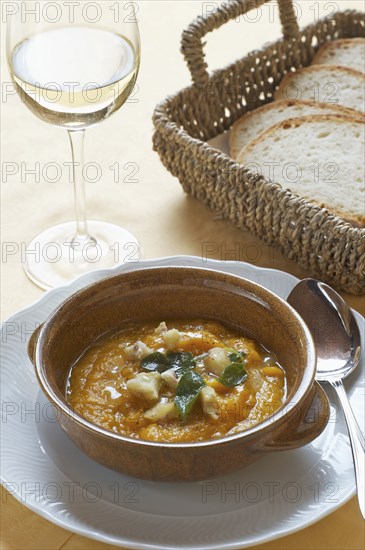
[331,379,365,519]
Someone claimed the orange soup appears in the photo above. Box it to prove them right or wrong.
[66,320,286,442]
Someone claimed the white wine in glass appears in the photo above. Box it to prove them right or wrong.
[7,1,141,289]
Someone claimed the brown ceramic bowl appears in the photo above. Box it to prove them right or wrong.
[29,267,329,482]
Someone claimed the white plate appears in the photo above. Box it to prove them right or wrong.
[1,256,364,550]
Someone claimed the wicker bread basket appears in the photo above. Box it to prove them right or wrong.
[153,0,365,294]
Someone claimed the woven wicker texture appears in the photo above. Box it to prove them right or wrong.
[153,0,365,294]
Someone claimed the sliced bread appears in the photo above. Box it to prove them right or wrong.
[236,114,365,227]
[229,99,363,159]
[312,38,365,74]
[275,65,365,113]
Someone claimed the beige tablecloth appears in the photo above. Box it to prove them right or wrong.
[1,1,364,549]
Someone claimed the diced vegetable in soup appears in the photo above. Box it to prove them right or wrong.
[66,320,286,442]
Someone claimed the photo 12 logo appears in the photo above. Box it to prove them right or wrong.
[1,160,140,184]
[201,1,340,24]
[1,239,141,266]
[2,1,140,25]
[2,480,140,504]
[201,480,340,504]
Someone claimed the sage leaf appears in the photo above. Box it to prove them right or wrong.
[228,350,247,363]
[141,352,170,373]
[218,363,247,387]
[166,351,196,376]
[141,351,196,375]
[174,371,206,420]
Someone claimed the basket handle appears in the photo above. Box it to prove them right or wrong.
[181,0,300,86]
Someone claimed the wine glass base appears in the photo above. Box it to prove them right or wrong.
[23,221,142,290]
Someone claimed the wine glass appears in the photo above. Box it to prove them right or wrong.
[6,0,141,289]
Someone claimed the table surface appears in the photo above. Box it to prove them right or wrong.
[1,1,364,549]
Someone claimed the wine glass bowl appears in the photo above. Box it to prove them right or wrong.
[7,1,141,289]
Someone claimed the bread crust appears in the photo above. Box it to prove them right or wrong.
[274,64,365,108]
[236,114,365,227]
[229,98,364,159]
[312,38,365,72]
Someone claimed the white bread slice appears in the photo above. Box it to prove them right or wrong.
[312,38,365,74]
[275,65,365,113]
[236,115,365,227]
[229,99,363,159]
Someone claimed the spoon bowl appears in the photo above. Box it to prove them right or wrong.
[287,279,361,381]
[288,278,364,519]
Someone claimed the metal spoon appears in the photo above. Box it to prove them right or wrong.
[287,278,364,518]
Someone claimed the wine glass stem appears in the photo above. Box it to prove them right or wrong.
[68,129,90,241]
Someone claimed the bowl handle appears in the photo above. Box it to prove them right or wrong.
[262,382,330,452]
[27,324,43,366]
